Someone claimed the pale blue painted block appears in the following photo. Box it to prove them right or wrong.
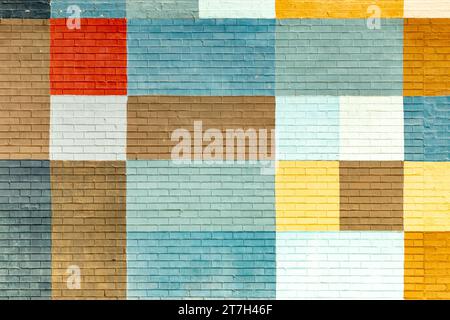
[276,96,339,160]
[277,232,404,299]
[126,160,275,232]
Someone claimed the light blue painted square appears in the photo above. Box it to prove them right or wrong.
[404,96,450,161]
[127,19,275,96]
[127,231,276,299]
[276,96,339,160]
[275,19,403,96]
[51,0,126,18]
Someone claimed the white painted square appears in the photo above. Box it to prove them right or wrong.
[339,96,404,161]
[50,96,127,161]
[199,0,275,18]
[404,0,450,17]
[276,232,404,300]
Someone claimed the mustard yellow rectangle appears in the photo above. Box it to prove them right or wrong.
[276,0,404,18]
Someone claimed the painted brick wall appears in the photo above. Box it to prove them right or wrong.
[275,19,404,96]
[0,0,449,301]
[51,161,126,299]
[127,0,198,18]
[127,231,276,299]
[0,160,51,299]
[127,161,275,232]
[127,19,275,96]
[127,96,275,160]
[50,96,127,161]
[0,0,50,19]
[277,232,404,299]
[0,19,50,160]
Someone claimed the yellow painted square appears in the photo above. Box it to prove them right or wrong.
[276,161,339,231]
[404,162,450,231]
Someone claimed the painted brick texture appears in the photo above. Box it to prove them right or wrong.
[0,0,50,19]
[50,18,127,95]
[127,96,275,160]
[275,19,403,96]
[339,161,404,231]
[0,160,51,299]
[405,232,450,299]
[276,0,404,18]
[277,232,404,299]
[404,18,450,96]
[0,0,449,301]
[276,161,340,231]
[51,161,126,299]
[404,96,450,161]
[127,161,275,232]
[127,231,276,299]
[127,0,198,18]
[0,19,50,160]
[50,96,127,161]
[127,19,275,96]
[51,0,126,18]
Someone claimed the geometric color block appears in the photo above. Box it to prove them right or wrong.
[404,0,450,17]
[50,96,127,161]
[276,232,404,299]
[405,232,450,300]
[404,162,450,231]
[404,96,450,161]
[0,19,50,160]
[276,161,340,231]
[127,19,275,96]
[127,231,276,299]
[50,18,127,95]
[275,19,404,96]
[339,96,404,160]
[199,0,275,18]
[126,161,275,232]
[127,96,275,160]
[51,0,126,18]
[0,0,50,18]
[0,160,51,299]
[340,161,404,231]
[51,161,126,299]
[276,96,339,160]
[404,19,450,96]
[127,0,198,18]
[276,0,404,18]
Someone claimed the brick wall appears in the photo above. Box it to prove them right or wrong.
[0,0,449,300]
[0,19,50,160]
[51,161,126,299]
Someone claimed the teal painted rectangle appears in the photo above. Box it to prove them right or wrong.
[275,19,403,96]
[126,161,275,232]
[127,231,276,299]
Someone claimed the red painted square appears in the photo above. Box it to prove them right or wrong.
[50,18,127,95]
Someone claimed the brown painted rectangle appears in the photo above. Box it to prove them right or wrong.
[51,161,126,300]
[340,161,404,231]
[0,19,50,159]
[127,96,275,160]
